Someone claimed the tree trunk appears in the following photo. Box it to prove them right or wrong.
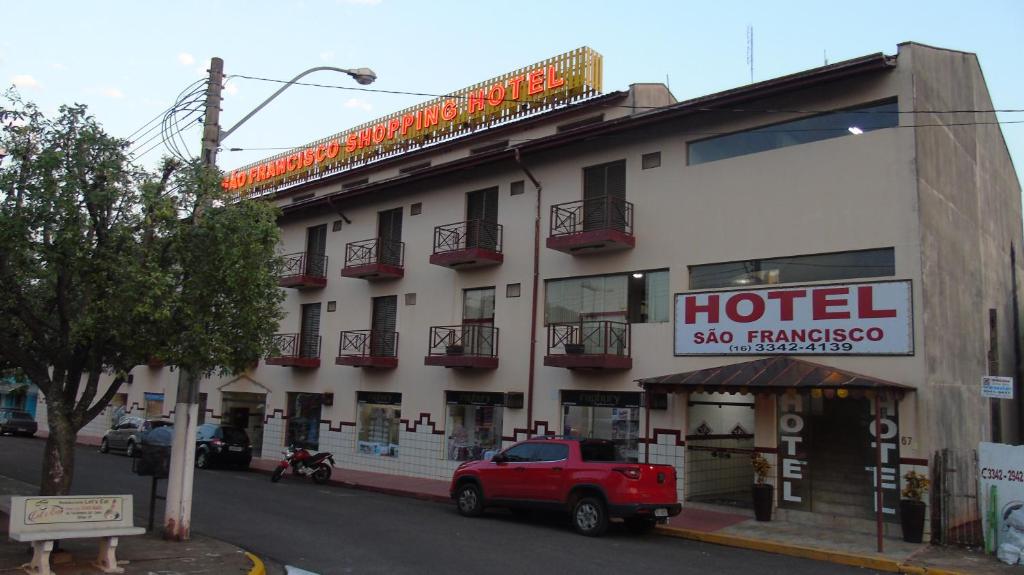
[39,409,76,496]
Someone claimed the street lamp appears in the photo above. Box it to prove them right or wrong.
[217,66,378,148]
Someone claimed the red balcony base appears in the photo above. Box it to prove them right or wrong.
[546,230,635,254]
[278,274,328,289]
[544,354,633,370]
[336,356,398,369]
[266,357,321,368]
[424,355,499,369]
[341,263,404,280]
[429,248,504,269]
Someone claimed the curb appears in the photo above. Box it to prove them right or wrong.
[245,551,266,575]
[250,464,452,505]
[655,526,967,575]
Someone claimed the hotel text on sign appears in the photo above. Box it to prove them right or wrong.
[674,280,913,355]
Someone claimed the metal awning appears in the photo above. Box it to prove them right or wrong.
[637,357,914,397]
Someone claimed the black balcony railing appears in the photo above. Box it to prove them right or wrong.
[344,238,405,268]
[549,195,633,237]
[432,220,503,255]
[338,329,399,358]
[426,324,499,358]
[267,332,321,366]
[547,321,631,357]
[279,251,328,282]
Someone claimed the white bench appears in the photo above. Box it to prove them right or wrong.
[6,494,145,575]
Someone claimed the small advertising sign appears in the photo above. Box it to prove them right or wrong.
[982,376,1015,400]
[23,496,124,525]
[979,442,1024,553]
[674,280,913,356]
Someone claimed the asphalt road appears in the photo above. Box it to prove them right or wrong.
[0,436,880,575]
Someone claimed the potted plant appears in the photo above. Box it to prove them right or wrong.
[751,453,773,521]
[900,470,929,543]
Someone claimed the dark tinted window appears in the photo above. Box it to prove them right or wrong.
[580,440,620,462]
[502,443,539,462]
[535,443,569,462]
[221,427,249,444]
[689,248,895,289]
[688,101,898,165]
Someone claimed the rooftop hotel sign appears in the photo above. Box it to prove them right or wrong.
[674,280,914,356]
[223,47,604,198]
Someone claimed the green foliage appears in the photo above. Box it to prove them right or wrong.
[0,90,282,465]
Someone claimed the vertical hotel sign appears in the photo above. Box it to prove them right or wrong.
[223,47,604,198]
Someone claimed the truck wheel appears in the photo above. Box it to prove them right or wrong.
[456,483,484,517]
[572,497,608,537]
[312,464,331,484]
[271,467,285,483]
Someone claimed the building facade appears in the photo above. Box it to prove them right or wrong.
[53,43,1022,531]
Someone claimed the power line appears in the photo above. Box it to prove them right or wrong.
[229,73,1024,115]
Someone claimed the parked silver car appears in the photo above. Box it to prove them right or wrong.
[100,417,172,457]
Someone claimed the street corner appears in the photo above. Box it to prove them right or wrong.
[246,551,265,575]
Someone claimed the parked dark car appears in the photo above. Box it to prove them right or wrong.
[100,417,172,457]
[0,408,38,437]
[195,423,252,470]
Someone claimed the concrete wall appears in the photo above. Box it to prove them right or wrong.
[909,42,1024,451]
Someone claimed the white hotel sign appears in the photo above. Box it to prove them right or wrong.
[674,280,913,355]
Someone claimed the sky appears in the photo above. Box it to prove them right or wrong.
[2,0,1023,183]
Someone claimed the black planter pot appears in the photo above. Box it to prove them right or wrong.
[900,499,926,543]
[752,484,774,522]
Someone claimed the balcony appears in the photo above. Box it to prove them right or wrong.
[340,238,404,280]
[544,321,632,370]
[335,330,399,369]
[429,220,504,269]
[266,333,321,368]
[424,324,499,369]
[547,195,635,254]
[277,251,328,289]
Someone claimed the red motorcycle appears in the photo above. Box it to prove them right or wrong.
[270,445,335,484]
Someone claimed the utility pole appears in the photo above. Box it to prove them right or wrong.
[163,57,223,541]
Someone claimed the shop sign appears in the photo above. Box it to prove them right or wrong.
[561,391,641,408]
[356,391,402,406]
[22,496,124,525]
[674,280,913,356]
[982,376,1015,400]
[223,47,604,198]
[979,442,1024,552]
[864,395,901,519]
[446,391,505,406]
[777,393,809,511]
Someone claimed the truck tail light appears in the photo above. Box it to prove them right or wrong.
[613,467,641,480]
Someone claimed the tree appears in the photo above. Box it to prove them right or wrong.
[0,92,284,496]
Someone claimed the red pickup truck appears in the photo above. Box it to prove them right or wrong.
[450,437,681,536]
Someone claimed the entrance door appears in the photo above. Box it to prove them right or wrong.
[371,295,398,357]
[463,287,495,356]
[466,187,498,250]
[305,224,327,276]
[583,160,626,231]
[378,208,403,266]
[300,303,321,358]
[222,392,266,457]
[807,396,875,519]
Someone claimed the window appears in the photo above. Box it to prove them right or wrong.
[535,443,569,462]
[410,202,422,215]
[506,283,521,298]
[688,100,898,165]
[545,270,669,324]
[463,287,496,355]
[510,180,525,196]
[642,152,661,169]
[446,393,503,462]
[198,392,207,425]
[502,443,539,462]
[144,393,164,418]
[563,405,639,462]
[405,293,417,306]
[286,392,322,450]
[357,392,401,457]
[197,423,218,441]
[299,303,321,358]
[688,248,895,289]
[305,224,327,276]
[327,301,337,312]
[332,220,343,232]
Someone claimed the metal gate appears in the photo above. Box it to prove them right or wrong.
[932,448,983,546]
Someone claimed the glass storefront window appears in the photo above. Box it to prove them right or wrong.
[563,404,640,462]
[446,404,503,461]
[357,392,401,457]
[286,392,322,451]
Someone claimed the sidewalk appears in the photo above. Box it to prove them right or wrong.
[251,457,1013,575]
[0,474,277,575]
